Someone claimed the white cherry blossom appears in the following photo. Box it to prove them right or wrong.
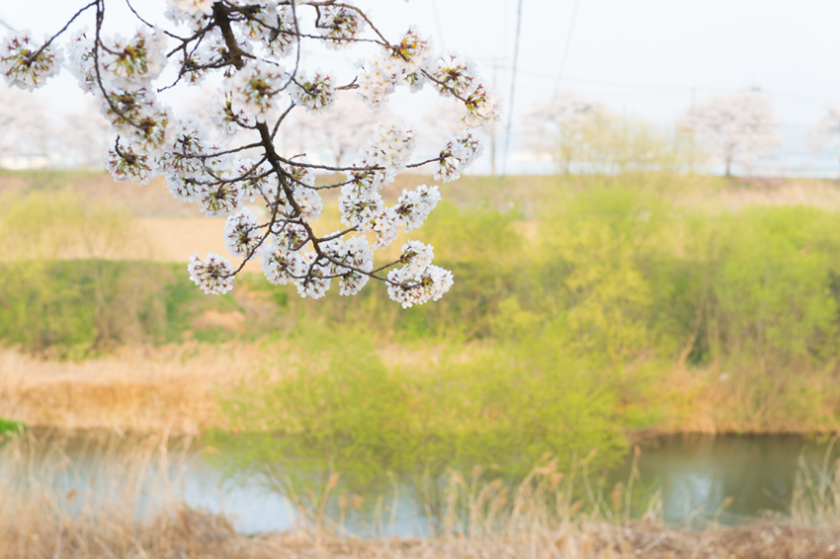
[391,27,432,73]
[294,251,331,299]
[208,93,255,135]
[224,207,262,258]
[436,133,484,183]
[105,141,156,185]
[167,0,218,18]
[319,6,365,50]
[272,222,308,252]
[188,252,235,294]
[241,4,295,57]
[399,240,434,277]
[260,244,305,285]
[98,29,167,88]
[685,91,781,177]
[227,61,287,119]
[396,184,441,231]
[291,71,335,112]
[67,29,96,92]
[0,31,63,91]
[199,180,243,217]
[338,236,374,296]
[387,265,454,308]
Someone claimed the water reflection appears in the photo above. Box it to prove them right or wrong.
[3,433,838,534]
[181,459,297,534]
[612,435,839,526]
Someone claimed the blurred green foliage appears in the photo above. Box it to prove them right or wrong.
[0,255,261,356]
[0,191,248,355]
[216,320,626,529]
[0,417,24,435]
[4,177,840,515]
[215,180,840,525]
[0,417,24,448]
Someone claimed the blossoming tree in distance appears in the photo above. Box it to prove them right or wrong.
[684,91,780,177]
[1,0,499,307]
[813,106,840,174]
[524,91,603,175]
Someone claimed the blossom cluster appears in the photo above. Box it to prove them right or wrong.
[383,240,451,308]
[319,6,364,50]
[1,1,499,308]
[435,133,484,182]
[188,251,235,295]
[337,120,438,248]
[356,28,500,129]
[227,62,287,119]
[258,229,375,300]
[291,72,335,113]
[388,264,454,309]
[1,31,63,91]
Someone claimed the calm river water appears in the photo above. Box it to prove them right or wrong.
[5,433,839,535]
[608,435,838,527]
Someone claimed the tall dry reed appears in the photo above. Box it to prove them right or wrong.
[791,436,840,528]
[0,429,196,558]
[1,432,840,558]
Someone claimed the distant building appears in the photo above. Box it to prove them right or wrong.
[0,153,51,170]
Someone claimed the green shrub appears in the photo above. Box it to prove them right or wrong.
[217,320,628,529]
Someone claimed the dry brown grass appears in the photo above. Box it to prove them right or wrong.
[712,178,840,211]
[0,344,266,434]
[8,512,840,559]
[2,433,840,559]
[131,213,399,271]
[645,366,840,437]
[0,172,201,219]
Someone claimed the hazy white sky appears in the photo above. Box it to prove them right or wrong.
[2,0,838,172]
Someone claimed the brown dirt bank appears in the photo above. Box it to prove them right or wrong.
[3,507,839,559]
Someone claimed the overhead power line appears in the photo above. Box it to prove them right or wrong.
[554,0,583,93]
[0,17,17,32]
[502,0,524,177]
[485,63,830,104]
[430,0,446,53]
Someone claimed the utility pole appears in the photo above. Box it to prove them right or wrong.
[501,0,524,177]
[689,86,696,174]
[490,58,498,176]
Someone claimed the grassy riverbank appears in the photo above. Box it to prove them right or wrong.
[3,173,840,448]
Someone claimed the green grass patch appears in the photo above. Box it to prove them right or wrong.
[0,417,24,434]
[0,418,25,446]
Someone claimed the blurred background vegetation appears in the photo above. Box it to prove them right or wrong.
[3,168,840,522]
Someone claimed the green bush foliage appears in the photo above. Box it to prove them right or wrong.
[217,320,626,530]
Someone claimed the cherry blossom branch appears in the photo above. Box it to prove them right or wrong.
[3,0,484,304]
[24,1,97,66]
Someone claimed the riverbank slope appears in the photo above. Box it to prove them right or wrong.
[2,172,840,442]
